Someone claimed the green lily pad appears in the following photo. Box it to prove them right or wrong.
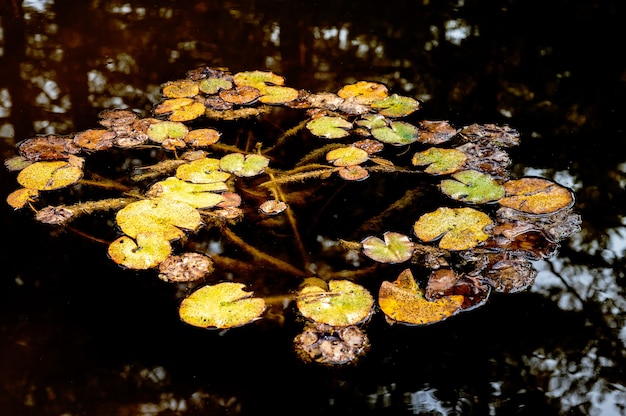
[176,157,231,184]
[179,282,267,329]
[378,269,465,325]
[296,280,374,327]
[362,232,415,264]
[371,121,419,146]
[116,198,201,241]
[147,177,226,209]
[198,77,233,94]
[356,114,388,130]
[440,170,505,204]
[325,146,369,167]
[371,94,420,117]
[413,207,493,250]
[259,86,300,104]
[233,70,285,90]
[219,153,270,177]
[306,116,353,139]
[108,232,172,270]
[411,147,467,175]
[147,121,189,143]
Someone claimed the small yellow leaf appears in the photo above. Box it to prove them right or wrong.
[499,177,574,214]
[162,79,200,98]
[413,207,493,251]
[108,233,172,270]
[17,160,83,191]
[337,81,389,105]
[6,188,39,209]
[325,146,369,167]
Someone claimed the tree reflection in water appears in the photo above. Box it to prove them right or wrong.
[1,1,625,415]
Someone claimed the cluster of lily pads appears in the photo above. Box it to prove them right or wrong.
[5,66,580,365]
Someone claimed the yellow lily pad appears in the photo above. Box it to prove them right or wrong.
[259,86,300,104]
[233,70,285,90]
[184,128,221,147]
[116,198,201,241]
[154,98,206,121]
[296,280,374,327]
[219,153,269,177]
[108,232,172,270]
[6,188,39,209]
[413,207,493,250]
[371,94,420,117]
[337,81,389,105]
[17,160,83,191]
[306,116,353,139]
[147,177,226,209]
[176,157,231,184]
[325,146,369,167]
[411,147,467,175]
[378,269,464,325]
[499,177,575,214]
[179,282,266,329]
[162,79,200,98]
[198,77,233,94]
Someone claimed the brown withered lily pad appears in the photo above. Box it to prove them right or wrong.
[19,135,81,161]
[73,129,117,151]
[294,323,369,366]
[158,252,214,283]
[417,120,459,144]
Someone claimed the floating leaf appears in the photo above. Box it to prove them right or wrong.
[18,134,81,161]
[294,323,369,366]
[198,77,233,94]
[176,157,230,184]
[378,269,464,325]
[338,165,369,181]
[219,153,269,177]
[413,207,493,250]
[158,252,214,283]
[17,160,83,191]
[259,86,300,104]
[147,177,226,209]
[296,280,374,327]
[356,114,388,130]
[353,139,385,155]
[411,147,467,175]
[371,121,419,146]
[108,232,172,270]
[162,79,200,98]
[184,128,221,147]
[498,177,574,214]
[325,146,369,167]
[417,120,459,144]
[116,198,201,241]
[338,81,388,105]
[219,86,261,105]
[154,98,206,121]
[147,121,189,143]
[259,199,288,215]
[361,232,414,264]
[6,188,39,209]
[371,94,420,117]
[179,282,266,329]
[440,170,505,204]
[73,129,116,150]
[306,116,353,139]
[233,70,285,90]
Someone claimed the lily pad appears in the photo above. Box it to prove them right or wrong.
[258,86,300,104]
[440,170,505,204]
[378,269,465,325]
[233,70,285,90]
[337,81,389,105]
[498,177,574,214]
[417,120,459,144]
[306,116,353,139]
[179,282,266,329]
[356,114,388,130]
[411,147,467,175]
[176,157,231,184]
[325,146,369,167]
[116,198,201,241]
[146,177,226,209]
[371,121,419,146]
[147,121,189,143]
[153,98,206,122]
[17,160,83,191]
[219,86,261,105]
[73,129,116,151]
[185,128,221,147]
[198,77,233,94]
[361,232,414,264]
[371,94,420,117]
[6,188,39,209]
[162,79,200,98]
[413,207,493,250]
[338,165,370,181]
[108,232,172,270]
[296,280,374,327]
[219,153,270,177]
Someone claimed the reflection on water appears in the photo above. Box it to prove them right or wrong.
[1,1,625,415]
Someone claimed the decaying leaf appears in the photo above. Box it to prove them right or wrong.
[73,129,116,151]
[179,282,266,329]
[306,116,353,139]
[19,134,82,161]
[361,232,414,264]
[294,323,369,366]
[219,85,261,105]
[259,199,288,215]
[378,269,464,325]
[6,188,39,209]
[296,280,374,327]
[108,232,172,270]
[413,207,493,250]
[158,252,214,283]
[17,160,83,191]
[417,120,459,144]
[184,128,221,147]
[338,165,370,181]
[440,170,505,204]
[411,147,467,175]
[498,177,574,214]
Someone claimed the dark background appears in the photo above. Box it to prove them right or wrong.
[1,1,625,415]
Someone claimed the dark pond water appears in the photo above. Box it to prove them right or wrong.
[1,1,625,415]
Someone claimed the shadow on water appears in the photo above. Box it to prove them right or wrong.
[1,1,625,415]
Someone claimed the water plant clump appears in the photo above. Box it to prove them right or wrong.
[4,66,581,366]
